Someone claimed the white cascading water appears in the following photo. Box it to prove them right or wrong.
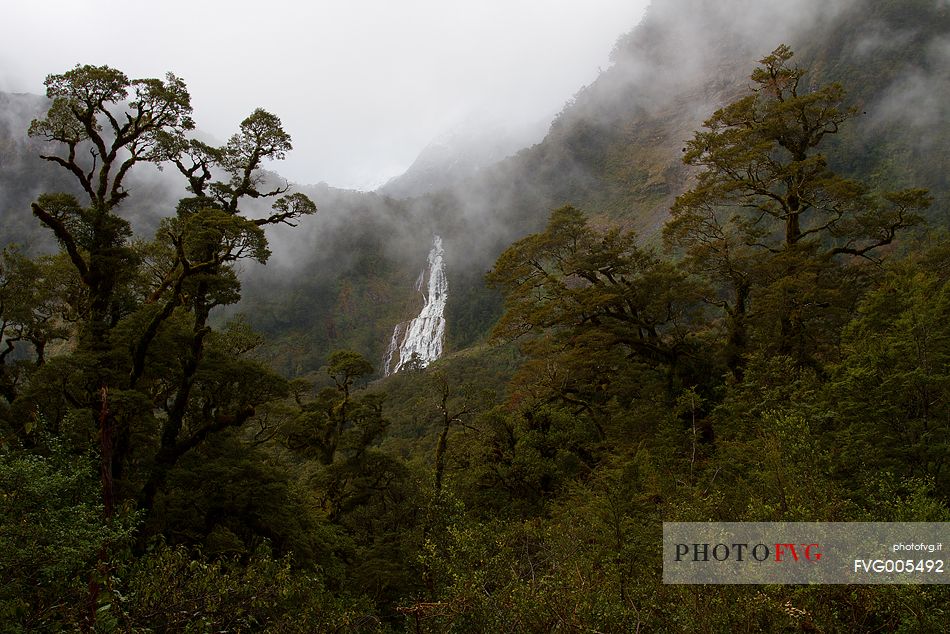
[383,235,447,376]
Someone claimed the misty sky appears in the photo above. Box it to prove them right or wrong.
[1,1,650,190]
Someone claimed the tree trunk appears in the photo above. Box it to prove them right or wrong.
[434,421,450,493]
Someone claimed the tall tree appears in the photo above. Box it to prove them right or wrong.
[28,65,193,349]
[425,370,485,494]
[488,205,705,410]
[664,45,930,371]
[284,350,379,467]
[22,64,317,517]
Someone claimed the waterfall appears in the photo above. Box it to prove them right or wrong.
[383,235,448,376]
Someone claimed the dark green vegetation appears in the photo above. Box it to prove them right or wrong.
[2,1,950,631]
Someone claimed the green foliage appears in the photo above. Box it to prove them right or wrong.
[371,343,519,444]
[5,32,950,631]
[0,447,137,630]
[411,457,671,632]
[487,204,710,431]
[14,61,320,519]
[666,45,929,371]
[30,64,193,174]
[113,543,379,632]
[414,517,647,632]
[282,350,382,465]
[828,241,950,496]
[428,39,948,633]
[147,431,348,567]
[327,349,375,389]
[448,405,601,519]
[4,63,334,630]
[275,350,426,620]
[0,248,75,410]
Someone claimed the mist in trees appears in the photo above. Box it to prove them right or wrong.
[1,15,948,632]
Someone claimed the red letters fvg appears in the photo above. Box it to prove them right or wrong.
[774,543,822,562]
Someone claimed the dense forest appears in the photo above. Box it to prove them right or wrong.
[2,1,949,632]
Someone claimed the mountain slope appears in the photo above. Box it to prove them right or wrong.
[240,0,950,375]
[378,116,550,199]
[3,0,947,378]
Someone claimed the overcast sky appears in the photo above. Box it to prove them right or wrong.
[1,1,650,190]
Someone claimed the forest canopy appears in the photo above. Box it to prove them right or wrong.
[1,41,948,632]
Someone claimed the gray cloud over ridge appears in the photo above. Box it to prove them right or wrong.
[0,0,650,189]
